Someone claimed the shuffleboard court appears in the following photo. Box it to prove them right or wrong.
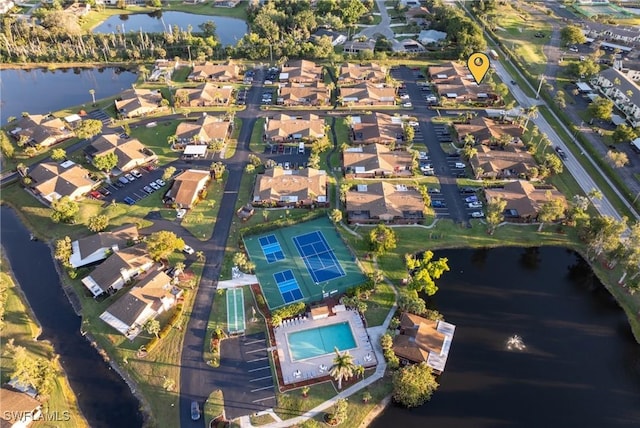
[226,288,245,334]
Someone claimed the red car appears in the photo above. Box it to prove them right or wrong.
[90,191,103,199]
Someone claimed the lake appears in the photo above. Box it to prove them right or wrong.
[92,12,247,46]
[0,206,144,428]
[372,247,640,428]
[0,67,137,125]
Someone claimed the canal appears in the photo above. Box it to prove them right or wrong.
[0,206,143,428]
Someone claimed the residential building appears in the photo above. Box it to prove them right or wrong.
[614,59,640,81]
[418,29,447,45]
[343,39,376,55]
[69,224,139,268]
[10,114,73,148]
[469,144,537,179]
[338,63,387,85]
[340,82,396,106]
[174,114,231,145]
[85,134,157,173]
[252,168,328,207]
[163,169,211,209]
[581,22,640,45]
[188,61,241,82]
[81,244,155,298]
[277,82,330,107]
[343,144,413,178]
[175,83,234,107]
[64,2,91,16]
[115,88,165,118]
[485,180,567,222]
[264,113,325,143]
[391,39,426,54]
[429,62,497,103]
[392,312,456,374]
[405,6,431,26]
[100,270,183,339]
[346,182,425,224]
[592,68,640,127]
[453,117,523,146]
[311,28,347,46]
[0,386,42,427]
[28,160,95,203]
[0,0,14,13]
[279,59,323,84]
[349,113,404,145]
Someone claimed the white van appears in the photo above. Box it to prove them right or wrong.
[298,142,305,154]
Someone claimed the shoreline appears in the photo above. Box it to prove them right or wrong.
[359,394,392,428]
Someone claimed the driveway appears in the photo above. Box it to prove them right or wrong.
[356,0,394,40]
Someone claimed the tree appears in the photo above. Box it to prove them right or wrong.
[403,124,415,143]
[54,236,73,267]
[554,90,566,109]
[196,251,205,262]
[397,289,426,315]
[369,224,397,256]
[329,209,342,224]
[495,83,509,99]
[612,124,637,144]
[162,166,176,181]
[326,398,348,425]
[50,148,66,161]
[199,20,217,37]
[4,341,58,396]
[144,319,160,338]
[607,150,629,168]
[209,162,226,180]
[392,362,439,408]
[93,152,118,172]
[584,215,627,260]
[544,153,564,175]
[0,131,14,159]
[329,348,356,390]
[560,25,586,46]
[405,251,450,296]
[50,196,79,224]
[380,333,393,350]
[362,391,372,403]
[588,96,614,121]
[537,194,566,231]
[245,164,256,173]
[485,197,506,234]
[75,119,103,140]
[145,231,185,261]
[87,214,109,232]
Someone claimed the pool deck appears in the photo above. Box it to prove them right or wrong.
[274,310,377,386]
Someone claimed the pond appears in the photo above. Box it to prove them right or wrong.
[372,247,640,428]
[0,206,144,428]
[0,67,137,125]
[92,12,247,46]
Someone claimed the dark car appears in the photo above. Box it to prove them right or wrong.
[191,401,201,421]
[432,200,446,208]
[459,187,477,194]
[123,196,136,205]
[555,146,568,160]
[98,188,111,197]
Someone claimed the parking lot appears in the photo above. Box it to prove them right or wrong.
[263,144,310,169]
[98,165,166,205]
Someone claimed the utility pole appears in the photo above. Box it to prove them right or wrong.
[536,74,545,99]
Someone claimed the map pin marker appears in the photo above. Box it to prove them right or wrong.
[467,52,490,84]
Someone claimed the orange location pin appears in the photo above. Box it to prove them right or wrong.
[467,52,490,84]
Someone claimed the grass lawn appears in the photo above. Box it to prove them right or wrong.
[275,381,336,420]
[224,117,243,159]
[180,175,225,241]
[332,117,350,146]
[204,389,225,426]
[0,254,87,428]
[250,413,275,426]
[166,1,248,19]
[249,118,266,153]
[363,282,395,327]
[130,120,180,165]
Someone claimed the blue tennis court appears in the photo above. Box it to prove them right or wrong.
[274,270,304,303]
[293,231,346,284]
[259,234,285,264]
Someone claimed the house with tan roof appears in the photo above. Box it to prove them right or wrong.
[405,6,431,25]
[392,312,456,374]
[343,144,413,178]
[100,270,183,339]
[279,59,323,84]
[0,386,42,427]
[163,169,210,209]
[28,160,96,203]
[349,113,404,145]
[429,62,497,104]
[339,82,396,107]
[338,63,387,85]
[69,224,139,268]
[115,88,165,118]
[346,182,425,224]
[86,134,157,173]
[264,113,325,143]
[277,82,330,106]
[252,168,328,207]
[175,83,234,107]
[453,117,523,146]
[485,181,567,222]
[188,61,241,82]
[10,114,74,148]
[175,114,231,145]
[469,144,537,179]
[81,244,155,298]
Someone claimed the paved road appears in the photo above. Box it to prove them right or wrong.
[356,0,394,40]
[178,69,268,426]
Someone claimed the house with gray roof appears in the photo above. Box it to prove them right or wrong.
[69,224,139,268]
[592,68,640,127]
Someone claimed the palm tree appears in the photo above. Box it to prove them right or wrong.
[329,348,356,390]
[89,89,96,106]
[523,105,539,129]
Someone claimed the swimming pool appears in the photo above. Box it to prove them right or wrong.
[287,322,357,361]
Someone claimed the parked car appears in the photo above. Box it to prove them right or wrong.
[124,173,135,181]
[155,179,166,187]
[143,185,154,194]
[183,245,195,255]
[131,169,142,178]
[454,162,466,169]
[124,196,136,205]
[459,187,477,194]
[428,188,441,194]
[114,181,125,188]
[284,162,291,170]
[191,401,201,421]
[118,176,129,185]
[149,182,160,190]
[90,191,103,199]
[98,187,111,197]
[418,151,429,160]
[465,195,479,203]
[468,202,483,209]
[432,200,446,208]
[402,102,412,108]
[470,211,485,218]
[176,208,186,219]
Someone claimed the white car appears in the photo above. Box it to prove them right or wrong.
[183,245,195,255]
[176,209,187,219]
[131,169,142,178]
[468,202,483,209]
[402,102,412,108]
[454,162,466,169]
[418,151,429,160]
[470,211,485,218]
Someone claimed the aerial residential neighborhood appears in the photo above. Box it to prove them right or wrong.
[2,1,640,428]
